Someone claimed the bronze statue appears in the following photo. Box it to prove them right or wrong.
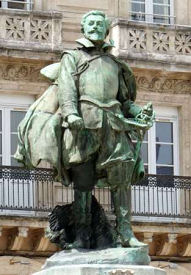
[15,10,154,250]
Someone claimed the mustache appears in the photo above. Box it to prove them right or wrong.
[88,30,102,34]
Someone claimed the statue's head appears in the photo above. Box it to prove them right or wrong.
[81,10,110,43]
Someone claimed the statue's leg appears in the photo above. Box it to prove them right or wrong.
[69,158,96,249]
[111,186,146,247]
[108,163,147,248]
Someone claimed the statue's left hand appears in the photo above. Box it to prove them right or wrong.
[135,102,155,129]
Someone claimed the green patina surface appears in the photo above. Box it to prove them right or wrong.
[14,10,155,251]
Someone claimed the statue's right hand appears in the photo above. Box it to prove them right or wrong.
[67,114,84,130]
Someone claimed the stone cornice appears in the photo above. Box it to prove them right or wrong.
[1,217,191,258]
[0,9,63,19]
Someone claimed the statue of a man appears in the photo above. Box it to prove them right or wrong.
[15,10,154,249]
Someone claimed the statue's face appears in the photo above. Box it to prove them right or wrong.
[83,15,107,42]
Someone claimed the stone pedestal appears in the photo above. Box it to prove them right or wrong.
[33,247,166,275]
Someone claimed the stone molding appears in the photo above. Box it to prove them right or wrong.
[1,217,191,259]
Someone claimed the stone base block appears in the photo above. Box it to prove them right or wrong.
[33,264,166,275]
[43,247,150,267]
[33,248,166,275]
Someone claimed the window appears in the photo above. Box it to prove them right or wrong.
[1,108,26,167]
[0,111,2,165]
[131,0,146,21]
[131,0,174,24]
[10,111,26,166]
[0,94,34,167]
[140,106,179,175]
[0,0,32,10]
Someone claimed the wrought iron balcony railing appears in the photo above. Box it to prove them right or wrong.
[0,165,191,221]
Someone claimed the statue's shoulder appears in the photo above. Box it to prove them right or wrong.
[110,55,136,101]
[40,49,82,81]
[61,48,84,63]
[109,55,133,75]
[40,62,60,81]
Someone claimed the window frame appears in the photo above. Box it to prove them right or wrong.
[0,110,2,165]
[0,94,34,166]
[142,106,179,175]
[130,0,175,25]
[1,0,32,11]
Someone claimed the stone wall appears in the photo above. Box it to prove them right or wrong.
[32,0,191,27]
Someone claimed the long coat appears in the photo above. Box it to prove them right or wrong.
[14,39,144,185]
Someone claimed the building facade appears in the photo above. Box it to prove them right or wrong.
[0,1,191,274]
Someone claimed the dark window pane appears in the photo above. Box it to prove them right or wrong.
[8,0,25,9]
[0,134,2,154]
[144,165,148,174]
[11,111,26,132]
[141,143,148,163]
[11,133,18,155]
[131,13,145,21]
[132,2,145,12]
[153,16,170,24]
[156,122,173,143]
[156,144,173,165]
[0,156,2,165]
[156,166,174,175]
[0,110,2,131]
[153,0,170,4]
[154,5,170,15]
[131,1,145,21]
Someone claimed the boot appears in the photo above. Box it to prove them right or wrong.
[112,186,147,247]
[70,190,92,249]
[68,158,96,249]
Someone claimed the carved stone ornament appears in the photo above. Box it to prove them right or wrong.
[6,17,25,41]
[175,32,191,54]
[153,31,170,53]
[31,19,52,42]
[135,75,191,94]
[0,63,48,82]
[128,29,146,51]
[108,269,134,275]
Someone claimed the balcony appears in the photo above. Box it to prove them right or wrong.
[0,165,191,258]
[0,9,63,54]
[0,165,191,220]
[110,19,191,69]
